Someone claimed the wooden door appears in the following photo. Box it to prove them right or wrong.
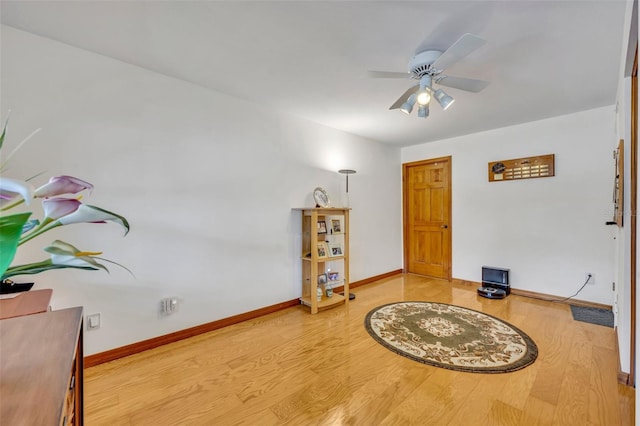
[403,157,452,279]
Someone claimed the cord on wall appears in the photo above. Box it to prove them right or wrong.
[518,274,592,303]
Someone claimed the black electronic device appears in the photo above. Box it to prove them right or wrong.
[477,286,507,299]
[478,266,510,299]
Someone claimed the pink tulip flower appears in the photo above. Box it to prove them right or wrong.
[34,176,93,198]
[1,119,130,281]
[42,197,81,220]
[19,201,129,246]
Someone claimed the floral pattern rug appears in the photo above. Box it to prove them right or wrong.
[365,301,538,373]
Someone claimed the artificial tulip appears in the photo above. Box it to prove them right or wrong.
[0,118,130,281]
[17,198,82,244]
[57,204,130,235]
[44,240,107,271]
[19,202,129,245]
[0,177,34,208]
[34,175,93,198]
[2,240,108,279]
[42,197,81,220]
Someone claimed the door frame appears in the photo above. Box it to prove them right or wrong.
[629,46,637,387]
[402,156,452,279]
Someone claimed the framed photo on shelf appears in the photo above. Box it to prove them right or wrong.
[317,242,329,259]
[318,273,328,285]
[328,272,339,281]
[317,220,328,234]
[331,219,341,233]
[328,243,343,257]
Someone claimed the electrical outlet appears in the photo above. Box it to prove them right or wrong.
[160,297,179,315]
[585,273,595,285]
[87,313,101,330]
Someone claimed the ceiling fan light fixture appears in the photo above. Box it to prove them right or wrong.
[416,75,432,106]
[416,89,431,106]
[377,34,488,119]
[434,89,455,110]
[400,93,417,115]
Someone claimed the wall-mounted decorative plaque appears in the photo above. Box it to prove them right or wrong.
[488,154,555,182]
[613,140,623,227]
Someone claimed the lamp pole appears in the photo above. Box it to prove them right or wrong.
[338,169,356,207]
[338,169,356,300]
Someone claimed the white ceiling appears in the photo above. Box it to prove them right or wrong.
[0,1,629,147]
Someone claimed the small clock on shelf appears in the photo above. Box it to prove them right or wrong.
[313,187,330,208]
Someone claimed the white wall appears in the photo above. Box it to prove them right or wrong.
[1,26,402,355]
[402,107,617,306]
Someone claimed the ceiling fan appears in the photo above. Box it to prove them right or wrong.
[369,33,490,118]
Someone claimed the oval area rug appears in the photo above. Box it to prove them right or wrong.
[365,301,538,373]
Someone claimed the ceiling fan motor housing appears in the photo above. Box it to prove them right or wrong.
[408,50,443,78]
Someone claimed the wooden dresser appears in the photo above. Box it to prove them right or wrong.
[0,307,84,425]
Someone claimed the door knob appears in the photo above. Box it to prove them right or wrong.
[441,224,448,229]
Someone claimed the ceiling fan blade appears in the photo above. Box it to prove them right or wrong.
[436,75,489,92]
[431,33,486,71]
[368,70,411,79]
[389,85,419,109]
[413,3,495,56]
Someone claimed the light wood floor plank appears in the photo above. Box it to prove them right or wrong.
[520,396,557,425]
[487,400,524,426]
[85,274,634,425]
[496,362,540,410]
[588,345,624,425]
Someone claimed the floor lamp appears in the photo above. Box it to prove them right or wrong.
[338,169,356,300]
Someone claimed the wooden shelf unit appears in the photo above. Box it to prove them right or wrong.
[295,207,350,314]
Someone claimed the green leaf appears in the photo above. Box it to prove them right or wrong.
[0,116,6,151]
[0,212,32,278]
[2,264,97,280]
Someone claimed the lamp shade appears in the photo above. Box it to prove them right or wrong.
[434,89,455,110]
[400,93,417,115]
[338,169,356,192]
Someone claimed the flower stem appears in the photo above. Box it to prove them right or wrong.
[1,198,25,211]
[18,219,59,245]
[4,260,52,273]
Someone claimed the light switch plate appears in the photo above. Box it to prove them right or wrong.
[87,313,101,330]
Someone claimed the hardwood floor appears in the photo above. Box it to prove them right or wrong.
[85,274,635,425]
